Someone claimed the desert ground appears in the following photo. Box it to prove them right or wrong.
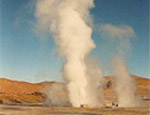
[0,104,150,115]
[0,75,150,115]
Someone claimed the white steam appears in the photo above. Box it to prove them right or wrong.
[42,83,70,106]
[100,24,143,107]
[100,24,136,53]
[85,58,105,106]
[34,0,143,107]
[35,0,104,107]
[111,56,143,107]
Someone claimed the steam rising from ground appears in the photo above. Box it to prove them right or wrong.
[85,57,105,106]
[35,0,104,107]
[111,56,143,107]
[35,0,144,107]
[100,24,143,107]
[42,83,70,106]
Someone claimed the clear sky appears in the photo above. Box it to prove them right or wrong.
[0,0,149,82]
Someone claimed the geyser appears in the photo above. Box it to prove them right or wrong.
[111,56,143,107]
[35,0,104,107]
[35,0,143,108]
[100,24,144,107]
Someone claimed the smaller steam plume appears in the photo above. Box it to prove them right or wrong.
[41,83,70,106]
[111,56,143,107]
[100,24,144,107]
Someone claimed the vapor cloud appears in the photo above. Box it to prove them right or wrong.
[111,56,143,107]
[42,83,70,106]
[100,24,135,39]
[35,0,104,107]
[100,24,136,53]
[100,24,143,107]
[34,0,143,107]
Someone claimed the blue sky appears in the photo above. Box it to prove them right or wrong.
[0,0,149,82]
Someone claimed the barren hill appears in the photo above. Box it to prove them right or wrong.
[0,78,54,94]
[0,75,149,104]
[0,75,149,95]
[104,75,150,96]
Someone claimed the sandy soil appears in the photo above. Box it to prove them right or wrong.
[0,104,150,115]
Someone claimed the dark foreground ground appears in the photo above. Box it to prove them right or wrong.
[0,104,150,115]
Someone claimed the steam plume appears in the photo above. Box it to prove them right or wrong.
[111,56,143,107]
[42,83,70,106]
[35,0,104,107]
[100,24,136,54]
[100,24,143,107]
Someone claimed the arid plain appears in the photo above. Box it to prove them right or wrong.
[0,75,149,115]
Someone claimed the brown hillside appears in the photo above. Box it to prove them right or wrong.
[0,78,54,94]
[0,75,149,95]
[0,75,149,104]
[104,75,150,96]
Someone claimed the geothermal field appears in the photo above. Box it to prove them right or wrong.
[0,75,150,115]
[0,0,149,115]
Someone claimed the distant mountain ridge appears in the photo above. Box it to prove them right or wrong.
[0,75,149,104]
[0,78,55,94]
[0,75,149,95]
